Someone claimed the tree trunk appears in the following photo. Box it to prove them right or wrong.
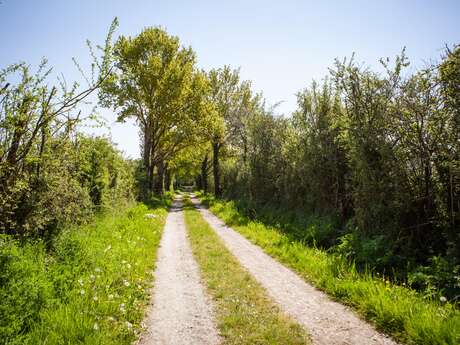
[6,126,23,168]
[242,136,248,163]
[143,129,154,192]
[213,142,221,197]
[201,154,208,193]
[147,163,154,192]
[195,175,202,190]
[164,162,171,193]
[154,160,165,195]
[143,130,151,170]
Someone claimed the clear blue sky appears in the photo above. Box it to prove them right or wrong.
[1,0,459,158]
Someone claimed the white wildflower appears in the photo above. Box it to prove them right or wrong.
[123,280,130,287]
[440,296,447,303]
[93,323,99,331]
[95,267,101,273]
[126,263,132,269]
[108,294,114,300]
[126,321,133,329]
[93,295,98,302]
[80,289,85,296]
[90,274,96,280]
[78,279,84,286]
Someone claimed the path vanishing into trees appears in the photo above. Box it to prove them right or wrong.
[139,194,400,345]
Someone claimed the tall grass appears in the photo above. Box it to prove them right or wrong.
[201,195,460,345]
[0,199,168,345]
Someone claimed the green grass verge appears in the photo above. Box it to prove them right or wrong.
[183,198,310,345]
[1,199,169,345]
[200,195,460,345]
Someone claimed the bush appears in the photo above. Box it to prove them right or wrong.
[409,256,460,300]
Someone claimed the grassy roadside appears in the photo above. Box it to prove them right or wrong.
[200,195,460,345]
[183,198,310,345]
[0,198,169,345]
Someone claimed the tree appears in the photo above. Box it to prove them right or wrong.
[208,66,259,196]
[100,27,218,195]
[437,44,460,253]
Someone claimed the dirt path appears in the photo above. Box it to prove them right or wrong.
[138,197,221,345]
[192,197,399,345]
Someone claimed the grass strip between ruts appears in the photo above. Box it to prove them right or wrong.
[183,198,310,345]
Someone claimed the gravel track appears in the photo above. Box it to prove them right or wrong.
[138,197,221,345]
[192,196,399,345]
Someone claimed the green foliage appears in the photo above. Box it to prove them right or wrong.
[203,196,460,345]
[0,202,168,345]
[439,44,460,122]
[408,256,460,299]
[77,136,135,208]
